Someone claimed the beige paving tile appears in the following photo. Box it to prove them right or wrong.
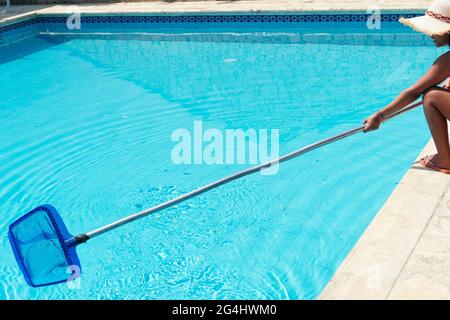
[388,248,450,300]
[387,183,450,299]
[414,216,450,254]
[32,1,432,14]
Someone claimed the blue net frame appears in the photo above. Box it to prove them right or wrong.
[8,204,81,287]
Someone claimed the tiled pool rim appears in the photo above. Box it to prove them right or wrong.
[0,12,423,35]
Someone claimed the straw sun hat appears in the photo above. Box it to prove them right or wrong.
[399,0,450,36]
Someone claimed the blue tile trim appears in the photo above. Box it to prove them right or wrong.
[35,13,421,24]
[0,18,36,34]
[0,13,422,35]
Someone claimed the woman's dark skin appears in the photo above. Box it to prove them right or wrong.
[364,32,450,169]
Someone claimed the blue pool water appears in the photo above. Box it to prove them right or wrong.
[0,19,446,299]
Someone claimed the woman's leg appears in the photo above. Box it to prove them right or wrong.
[422,87,450,168]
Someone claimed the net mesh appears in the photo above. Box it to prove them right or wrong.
[8,205,81,287]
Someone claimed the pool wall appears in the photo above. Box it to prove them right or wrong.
[0,12,430,45]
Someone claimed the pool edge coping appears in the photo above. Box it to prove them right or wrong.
[0,3,428,27]
[319,134,450,300]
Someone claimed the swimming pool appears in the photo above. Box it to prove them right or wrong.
[0,13,446,299]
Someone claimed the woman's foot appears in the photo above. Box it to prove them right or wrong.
[420,154,450,174]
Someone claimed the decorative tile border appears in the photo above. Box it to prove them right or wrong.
[0,13,421,36]
[34,13,420,24]
[0,18,36,34]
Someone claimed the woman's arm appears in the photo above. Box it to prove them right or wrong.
[364,51,450,132]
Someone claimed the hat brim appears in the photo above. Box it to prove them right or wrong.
[399,15,450,36]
